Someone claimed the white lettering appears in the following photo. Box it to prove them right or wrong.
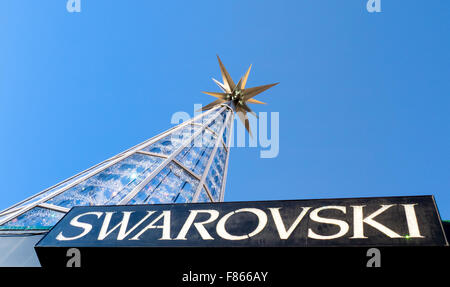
[402,204,424,238]
[56,212,102,241]
[130,211,172,240]
[98,211,155,240]
[308,206,349,240]
[175,210,219,240]
[269,207,311,239]
[216,208,267,240]
[351,205,402,238]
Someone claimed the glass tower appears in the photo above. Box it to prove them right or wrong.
[0,104,234,233]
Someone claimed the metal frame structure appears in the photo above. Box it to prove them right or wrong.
[0,55,278,234]
[0,103,234,232]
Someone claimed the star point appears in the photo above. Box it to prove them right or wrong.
[201,56,278,135]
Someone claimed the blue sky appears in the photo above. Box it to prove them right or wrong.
[1,1,449,219]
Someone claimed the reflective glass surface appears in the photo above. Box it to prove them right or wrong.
[205,146,227,201]
[222,113,233,146]
[129,162,199,204]
[6,159,113,211]
[194,107,222,125]
[46,154,163,207]
[141,124,201,156]
[0,207,64,230]
[197,187,211,202]
[175,130,216,176]
[207,110,228,135]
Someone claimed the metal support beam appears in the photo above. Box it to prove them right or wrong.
[37,203,70,213]
[136,150,168,159]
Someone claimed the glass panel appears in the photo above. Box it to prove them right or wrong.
[197,187,211,202]
[205,146,227,201]
[173,181,195,203]
[194,106,222,125]
[207,109,228,135]
[128,167,170,205]
[8,159,113,211]
[129,162,199,204]
[0,207,64,230]
[222,113,233,146]
[173,109,229,177]
[175,130,216,176]
[46,154,163,208]
[141,124,200,156]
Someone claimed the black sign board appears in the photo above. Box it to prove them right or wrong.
[36,195,447,249]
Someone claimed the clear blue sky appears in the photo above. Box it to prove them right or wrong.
[1,1,449,219]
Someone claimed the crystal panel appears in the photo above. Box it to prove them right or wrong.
[46,154,163,208]
[0,207,64,230]
[205,146,227,201]
[128,167,170,204]
[175,130,216,176]
[207,109,228,135]
[141,124,200,156]
[222,113,233,146]
[3,159,113,213]
[194,106,222,125]
[197,187,211,202]
[129,162,200,204]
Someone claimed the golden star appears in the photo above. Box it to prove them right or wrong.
[200,55,278,136]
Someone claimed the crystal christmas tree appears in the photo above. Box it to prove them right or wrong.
[0,56,277,232]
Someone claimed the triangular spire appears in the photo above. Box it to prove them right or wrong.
[0,105,233,231]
